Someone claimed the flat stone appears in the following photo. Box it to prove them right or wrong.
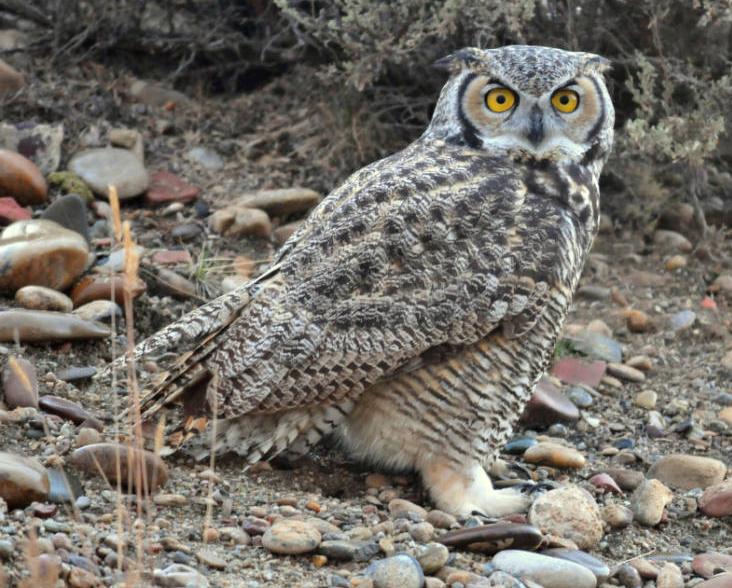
[647,454,726,490]
[551,358,606,387]
[0,310,110,342]
[0,219,89,292]
[415,542,449,574]
[653,229,692,253]
[503,436,537,455]
[129,79,190,108]
[607,363,645,382]
[15,285,73,312]
[318,540,359,561]
[523,442,585,469]
[227,207,272,238]
[574,331,623,363]
[55,366,97,382]
[0,451,49,508]
[656,563,683,588]
[492,550,597,588]
[187,146,224,170]
[388,498,428,519]
[41,194,90,242]
[601,504,633,529]
[72,300,122,322]
[631,479,673,526]
[626,309,652,333]
[668,310,696,332]
[196,549,226,570]
[170,222,201,241]
[633,390,657,410]
[152,250,192,265]
[699,480,732,517]
[628,558,660,579]
[2,356,37,408]
[438,522,542,554]
[71,274,146,307]
[520,378,579,427]
[145,171,200,206]
[693,552,732,579]
[151,268,197,299]
[628,271,668,287]
[567,386,593,408]
[543,548,609,580]
[0,149,47,204]
[153,564,209,588]
[39,396,103,430]
[425,510,457,529]
[262,520,321,555]
[71,443,168,491]
[695,574,732,588]
[47,467,82,503]
[234,188,321,216]
[528,486,603,550]
[0,197,30,223]
[366,554,424,588]
[69,148,149,199]
[576,285,610,300]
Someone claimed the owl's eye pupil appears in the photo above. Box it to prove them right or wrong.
[559,95,569,105]
[496,95,506,104]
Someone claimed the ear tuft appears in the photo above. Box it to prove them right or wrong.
[433,47,485,73]
[581,54,611,75]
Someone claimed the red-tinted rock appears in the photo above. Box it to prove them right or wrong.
[152,249,192,265]
[0,197,30,223]
[39,395,103,430]
[520,378,579,427]
[71,274,146,307]
[589,473,623,495]
[699,480,732,518]
[551,358,606,387]
[0,149,47,205]
[145,171,200,206]
[437,522,543,554]
[693,552,732,579]
[71,443,168,491]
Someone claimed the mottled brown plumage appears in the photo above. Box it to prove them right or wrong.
[113,45,615,516]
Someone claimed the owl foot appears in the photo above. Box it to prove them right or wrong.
[421,459,533,517]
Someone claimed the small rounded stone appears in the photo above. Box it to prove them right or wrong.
[262,520,321,555]
[15,285,73,312]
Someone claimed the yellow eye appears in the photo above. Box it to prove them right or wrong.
[552,89,580,113]
[485,87,516,113]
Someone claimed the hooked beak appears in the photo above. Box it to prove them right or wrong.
[526,106,544,147]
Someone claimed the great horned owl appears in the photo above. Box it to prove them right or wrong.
[122,45,614,517]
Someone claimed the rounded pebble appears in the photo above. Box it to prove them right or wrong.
[366,554,424,588]
[647,454,727,490]
[262,520,321,555]
[528,486,603,549]
[524,442,586,469]
[492,549,597,588]
[69,148,149,199]
[15,285,73,312]
[631,479,673,526]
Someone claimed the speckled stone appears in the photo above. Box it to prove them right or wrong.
[528,486,603,550]
[492,550,597,588]
[262,520,321,555]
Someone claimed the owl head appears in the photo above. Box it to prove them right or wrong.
[426,45,614,171]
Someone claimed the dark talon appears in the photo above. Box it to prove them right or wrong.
[469,510,499,524]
